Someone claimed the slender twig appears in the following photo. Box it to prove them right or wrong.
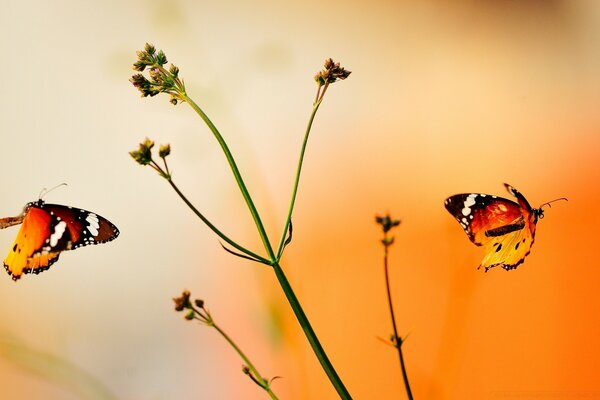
[181,89,352,400]
[181,94,276,261]
[136,129,353,398]
[166,177,270,264]
[276,98,322,260]
[383,242,413,400]
[174,292,279,400]
[271,261,351,399]
[377,215,412,399]
[0,213,25,229]
[204,315,279,400]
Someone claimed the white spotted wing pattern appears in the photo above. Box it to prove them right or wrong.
[2,200,119,281]
[445,183,544,272]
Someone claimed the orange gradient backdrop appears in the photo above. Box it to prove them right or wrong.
[0,1,599,399]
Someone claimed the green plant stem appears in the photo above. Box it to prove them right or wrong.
[182,93,276,261]
[181,91,351,399]
[166,177,269,264]
[275,99,322,260]
[209,319,279,400]
[383,245,413,400]
[272,261,352,399]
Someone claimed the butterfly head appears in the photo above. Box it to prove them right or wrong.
[23,199,44,214]
[532,207,545,221]
[21,184,68,215]
[534,197,568,220]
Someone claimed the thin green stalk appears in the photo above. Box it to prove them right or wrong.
[209,319,279,400]
[383,245,413,400]
[175,291,280,400]
[179,69,351,398]
[166,177,270,264]
[179,95,352,399]
[182,93,276,261]
[272,261,352,399]
[275,99,322,260]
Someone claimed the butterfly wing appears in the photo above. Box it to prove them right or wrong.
[444,185,537,271]
[3,202,119,281]
[444,193,524,245]
[4,206,62,280]
[42,204,120,249]
[480,226,534,271]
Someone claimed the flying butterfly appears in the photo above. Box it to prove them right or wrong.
[0,199,119,281]
[444,183,566,272]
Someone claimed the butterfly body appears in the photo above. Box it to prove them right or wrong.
[444,184,551,272]
[2,200,119,281]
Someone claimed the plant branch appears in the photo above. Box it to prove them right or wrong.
[174,291,279,400]
[181,94,276,261]
[383,244,413,400]
[272,261,352,399]
[132,48,353,399]
[208,318,279,400]
[166,177,270,264]
[376,214,412,400]
[276,99,322,260]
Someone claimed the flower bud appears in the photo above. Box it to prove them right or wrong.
[173,290,192,311]
[159,144,171,158]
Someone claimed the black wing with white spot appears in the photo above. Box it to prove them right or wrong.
[444,193,524,246]
[40,203,120,251]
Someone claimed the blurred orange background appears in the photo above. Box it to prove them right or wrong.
[1,1,599,399]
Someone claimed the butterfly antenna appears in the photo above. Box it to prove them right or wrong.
[39,183,68,199]
[539,197,568,210]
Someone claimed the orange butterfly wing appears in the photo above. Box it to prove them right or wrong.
[479,224,534,271]
[4,207,61,279]
[445,184,539,272]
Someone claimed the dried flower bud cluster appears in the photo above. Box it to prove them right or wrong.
[132,43,168,71]
[173,290,192,311]
[129,138,155,166]
[130,138,171,166]
[376,214,401,247]
[130,43,185,105]
[376,214,401,234]
[173,289,210,322]
[314,58,351,86]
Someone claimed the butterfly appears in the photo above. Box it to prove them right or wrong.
[444,183,566,272]
[0,200,119,281]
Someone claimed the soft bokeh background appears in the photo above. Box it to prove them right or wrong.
[1,1,599,399]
